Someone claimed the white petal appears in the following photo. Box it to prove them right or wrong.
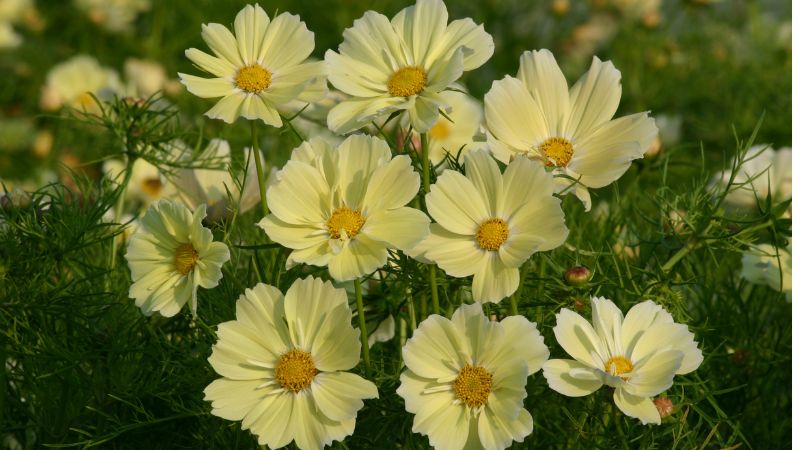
[464,149,502,215]
[552,308,606,368]
[204,93,245,124]
[327,235,388,281]
[590,296,625,357]
[185,48,235,77]
[327,96,408,136]
[420,224,483,277]
[361,207,430,251]
[390,0,448,66]
[201,23,243,67]
[178,73,234,98]
[311,372,378,421]
[478,406,533,450]
[258,215,327,250]
[361,154,419,214]
[266,160,329,224]
[565,56,622,138]
[496,315,549,375]
[427,169,490,234]
[613,388,660,425]
[517,49,569,136]
[401,314,466,379]
[259,12,314,69]
[233,4,270,64]
[204,378,268,421]
[542,359,603,397]
[434,17,494,70]
[484,76,548,153]
[471,251,519,303]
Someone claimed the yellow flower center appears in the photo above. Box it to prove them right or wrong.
[77,92,95,108]
[540,137,574,167]
[604,356,634,379]
[429,119,451,141]
[453,364,493,408]
[174,243,199,275]
[140,177,163,198]
[387,67,427,97]
[235,64,272,93]
[475,218,509,251]
[275,349,318,392]
[327,207,365,239]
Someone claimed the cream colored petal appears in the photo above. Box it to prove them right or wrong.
[402,314,466,379]
[427,169,490,234]
[552,308,606,368]
[311,372,378,421]
[625,349,682,398]
[325,49,389,97]
[286,241,333,269]
[237,93,282,126]
[178,73,234,98]
[327,235,388,281]
[264,61,326,105]
[336,134,392,209]
[339,10,410,72]
[471,251,519,303]
[266,160,329,224]
[451,302,498,362]
[485,76,548,152]
[258,214,327,250]
[390,0,448,66]
[463,149,502,215]
[201,23,243,66]
[411,393,471,450]
[421,224,483,277]
[204,93,245,123]
[250,392,294,449]
[327,96,409,135]
[478,406,533,450]
[209,321,278,380]
[570,112,657,188]
[542,359,603,397]
[426,47,464,92]
[204,378,268,421]
[613,388,660,425]
[495,315,549,375]
[361,154,420,214]
[233,3,270,64]
[259,12,314,68]
[361,207,430,251]
[196,242,229,289]
[565,56,622,138]
[517,49,569,136]
[289,391,355,450]
[309,306,361,372]
[590,296,625,357]
[397,370,447,414]
[408,94,443,133]
[283,276,349,349]
[620,300,668,355]
[235,283,291,343]
[185,48,235,78]
[486,131,517,164]
[499,197,568,267]
[434,17,494,71]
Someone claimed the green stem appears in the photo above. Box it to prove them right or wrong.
[406,289,417,333]
[421,133,431,194]
[108,156,135,271]
[428,265,440,315]
[354,279,371,376]
[251,121,269,217]
[509,291,519,316]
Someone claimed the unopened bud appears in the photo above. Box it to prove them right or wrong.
[573,298,585,312]
[564,266,592,286]
[654,396,674,418]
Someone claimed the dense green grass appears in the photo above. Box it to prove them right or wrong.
[0,0,791,448]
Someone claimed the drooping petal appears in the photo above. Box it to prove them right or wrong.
[542,359,603,397]
[478,406,533,450]
[613,388,660,425]
[471,251,520,303]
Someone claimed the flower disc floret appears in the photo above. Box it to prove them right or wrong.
[387,67,427,97]
[174,243,199,275]
[604,356,634,379]
[235,64,272,93]
[475,218,509,251]
[453,364,493,408]
[327,207,366,239]
[540,137,574,167]
[275,349,318,392]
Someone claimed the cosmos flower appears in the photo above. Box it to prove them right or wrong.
[39,54,122,111]
[258,135,430,281]
[180,3,326,126]
[709,144,792,210]
[124,199,230,317]
[412,149,568,303]
[741,240,792,301]
[325,0,493,134]
[397,302,549,449]
[485,49,657,210]
[204,276,378,450]
[543,297,703,424]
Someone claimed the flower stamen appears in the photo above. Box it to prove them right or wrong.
[476,218,509,251]
[540,137,574,167]
[327,207,365,239]
[235,64,272,93]
[453,364,492,408]
[275,349,318,392]
[387,67,427,97]
[174,243,199,275]
[604,356,634,380]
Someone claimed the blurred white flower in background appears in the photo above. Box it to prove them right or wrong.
[0,0,32,48]
[741,241,792,301]
[40,54,122,111]
[123,58,182,99]
[709,145,792,210]
[74,0,150,33]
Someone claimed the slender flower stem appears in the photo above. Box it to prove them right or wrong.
[509,291,519,316]
[406,288,417,333]
[420,133,440,315]
[354,278,371,376]
[251,121,269,217]
[108,156,135,271]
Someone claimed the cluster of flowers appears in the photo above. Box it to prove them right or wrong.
[118,1,709,449]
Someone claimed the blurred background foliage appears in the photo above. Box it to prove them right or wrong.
[0,0,792,449]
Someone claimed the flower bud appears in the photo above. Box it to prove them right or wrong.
[654,396,674,418]
[564,266,592,286]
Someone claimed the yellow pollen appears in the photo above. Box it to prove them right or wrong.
[327,207,365,239]
[475,218,509,251]
[429,120,451,141]
[453,364,493,408]
[604,356,634,379]
[540,137,574,167]
[275,349,317,392]
[174,243,199,275]
[235,64,272,93]
[140,178,163,198]
[77,92,95,108]
[387,67,427,97]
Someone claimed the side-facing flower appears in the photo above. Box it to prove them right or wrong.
[397,303,549,450]
[325,0,493,134]
[485,49,657,210]
[258,135,430,281]
[741,240,792,301]
[124,199,230,317]
[413,149,568,303]
[709,144,792,210]
[179,4,326,126]
[204,276,378,450]
[543,297,703,424]
[39,54,122,111]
